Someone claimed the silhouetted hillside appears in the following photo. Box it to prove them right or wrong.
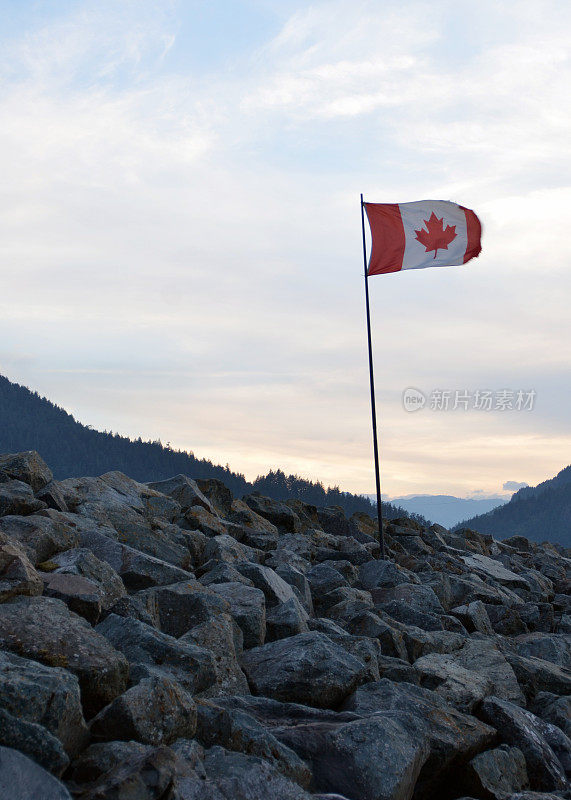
[0,375,424,522]
[455,465,571,547]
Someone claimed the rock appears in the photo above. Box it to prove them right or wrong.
[242,493,301,533]
[0,650,88,756]
[47,547,126,610]
[531,692,571,738]
[76,744,181,800]
[90,675,197,745]
[180,505,229,537]
[326,633,381,682]
[0,479,46,516]
[455,638,526,705]
[0,745,72,800]
[202,746,312,800]
[377,655,420,684]
[266,597,310,641]
[0,707,70,776]
[96,614,216,694]
[275,564,314,613]
[148,474,215,514]
[485,603,529,636]
[199,561,254,587]
[503,651,571,700]
[0,596,128,717]
[208,581,266,648]
[518,603,555,633]
[79,524,195,589]
[195,701,311,788]
[229,499,279,534]
[357,559,411,590]
[341,679,496,798]
[234,562,298,608]
[67,741,152,788]
[345,611,409,661]
[0,513,78,564]
[460,553,531,591]
[280,712,430,800]
[514,633,571,669]
[181,612,250,696]
[461,745,529,799]
[0,451,53,492]
[372,583,445,616]
[41,572,104,624]
[0,534,43,600]
[202,535,260,566]
[195,479,234,516]
[307,563,349,601]
[137,580,230,638]
[374,599,445,632]
[104,595,156,626]
[61,474,189,567]
[240,631,370,708]
[35,480,69,512]
[450,601,494,634]
[413,652,494,712]
[478,696,569,791]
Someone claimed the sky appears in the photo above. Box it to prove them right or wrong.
[1,0,570,499]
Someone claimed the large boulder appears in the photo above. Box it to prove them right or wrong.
[47,547,126,610]
[208,581,266,648]
[0,451,53,492]
[240,631,370,708]
[478,696,570,791]
[74,744,182,800]
[181,612,250,696]
[78,524,195,590]
[0,650,88,756]
[460,745,529,800]
[0,708,69,776]
[202,746,312,800]
[0,533,43,601]
[137,580,230,638]
[0,596,128,717]
[341,679,496,799]
[0,513,79,565]
[196,701,311,788]
[0,745,72,800]
[0,479,45,516]
[90,675,197,745]
[234,563,299,608]
[242,493,301,533]
[96,613,216,694]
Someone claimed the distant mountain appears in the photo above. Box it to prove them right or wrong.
[0,374,425,522]
[389,494,508,529]
[454,465,571,547]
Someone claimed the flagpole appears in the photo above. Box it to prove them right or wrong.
[360,193,385,559]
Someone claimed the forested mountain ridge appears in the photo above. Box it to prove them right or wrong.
[455,464,571,547]
[0,375,425,522]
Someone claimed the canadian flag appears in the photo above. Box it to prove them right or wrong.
[364,200,481,275]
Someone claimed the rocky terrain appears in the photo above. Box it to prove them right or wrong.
[0,451,569,800]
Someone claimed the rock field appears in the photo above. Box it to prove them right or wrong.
[0,451,569,800]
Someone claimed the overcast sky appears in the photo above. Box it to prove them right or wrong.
[1,0,570,498]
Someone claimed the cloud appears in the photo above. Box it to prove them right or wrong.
[503,480,530,491]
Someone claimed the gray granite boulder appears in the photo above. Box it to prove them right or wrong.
[240,631,370,708]
[0,745,72,800]
[0,451,53,492]
[96,613,216,694]
[0,596,128,717]
[90,675,197,745]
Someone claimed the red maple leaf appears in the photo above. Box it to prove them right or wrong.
[415,212,457,258]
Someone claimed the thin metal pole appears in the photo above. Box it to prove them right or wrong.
[360,194,385,558]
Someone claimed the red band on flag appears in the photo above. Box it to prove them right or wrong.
[364,203,405,275]
[460,206,482,264]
